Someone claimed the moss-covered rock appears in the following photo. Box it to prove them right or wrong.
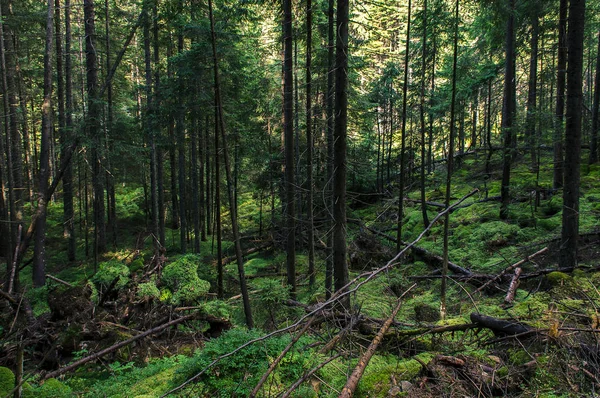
[546,271,571,287]
[0,367,15,397]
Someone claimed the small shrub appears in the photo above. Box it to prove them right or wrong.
[92,260,130,291]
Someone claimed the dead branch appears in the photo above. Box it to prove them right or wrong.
[280,354,342,398]
[320,315,360,354]
[339,284,416,398]
[470,313,531,336]
[221,242,272,265]
[250,316,316,397]
[475,247,548,293]
[45,274,74,288]
[41,313,197,381]
[504,267,522,305]
[520,264,600,279]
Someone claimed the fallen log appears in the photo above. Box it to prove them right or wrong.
[475,247,548,293]
[470,313,531,336]
[339,284,416,398]
[221,242,272,265]
[347,219,472,276]
[41,313,200,380]
[504,267,522,305]
[520,264,600,279]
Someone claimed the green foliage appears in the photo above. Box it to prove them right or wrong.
[91,260,130,291]
[162,254,211,305]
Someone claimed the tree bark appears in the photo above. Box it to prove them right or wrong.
[333,0,349,308]
[325,0,335,300]
[553,0,567,189]
[500,0,516,220]
[33,0,54,287]
[526,11,539,170]
[283,0,296,299]
[63,0,75,261]
[590,31,600,164]
[397,0,412,252]
[84,0,106,256]
[419,0,429,229]
[305,0,315,288]
[441,0,459,320]
[559,0,586,269]
[208,0,253,328]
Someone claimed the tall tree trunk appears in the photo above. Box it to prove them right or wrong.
[208,0,253,328]
[325,0,334,299]
[177,2,186,254]
[104,0,117,248]
[306,0,315,287]
[419,0,429,229]
[333,0,349,306]
[153,0,165,248]
[396,0,412,252]
[526,11,539,170]
[63,0,75,261]
[559,0,585,269]
[84,0,106,257]
[215,110,223,298]
[33,0,54,287]
[589,31,600,164]
[553,0,567,189]
[441,0,459,320]
[283,0,296,298]
[191,111,200,254]
[499,0,516,220]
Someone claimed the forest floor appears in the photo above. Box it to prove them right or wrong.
[2,152,600,397]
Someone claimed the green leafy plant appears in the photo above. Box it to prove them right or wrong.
[162,255,211,305]
[91,260,130,291]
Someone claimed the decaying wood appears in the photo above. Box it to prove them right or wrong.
[279,354,342,398]
[221,242,272,265]
[250,316,316,397]
[41,313,198,380]
[504,267,522,304]
[339,284,416,398]
[348,218,472,276]
[520,264,600,279]
[45,274,74,287]
[470,313,531,336]
[320,315,360,354]
[475,247,548,293]
[0,289,17,305]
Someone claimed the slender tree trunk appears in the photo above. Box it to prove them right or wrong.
[325,0,334,299]
[526,11,539,170]
[419,0,429,229]
[215,110,223,298]
[33,0,54,287]
[553,0,567,189]
[559,0,585,269]
[153,1,164,248]
[283,0,296,298]
[397,0,412,252]
[84,0,106,257]
[64,0,75,261]
[306,0,315,287]
[589,31,600,164]
[104,0,117,248]
[191,111,200,254]
[200,116,206,241]
[500,0,516,220]
[333,0,349,307]
[441,0,459,320]
[177,5,186,254]
[208,0,253,328]
[428,22,437,173]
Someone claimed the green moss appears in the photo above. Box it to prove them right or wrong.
[546,272,571,286]
[136,280,160,300]
[162,254,211,305]
[23,378,73,398]
[92,260,130,291]
[128,258,145,274]
[0,367,15,397]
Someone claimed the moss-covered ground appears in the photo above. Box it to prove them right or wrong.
[2,152,600,397]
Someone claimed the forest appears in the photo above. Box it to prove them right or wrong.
[0,0,599,396]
